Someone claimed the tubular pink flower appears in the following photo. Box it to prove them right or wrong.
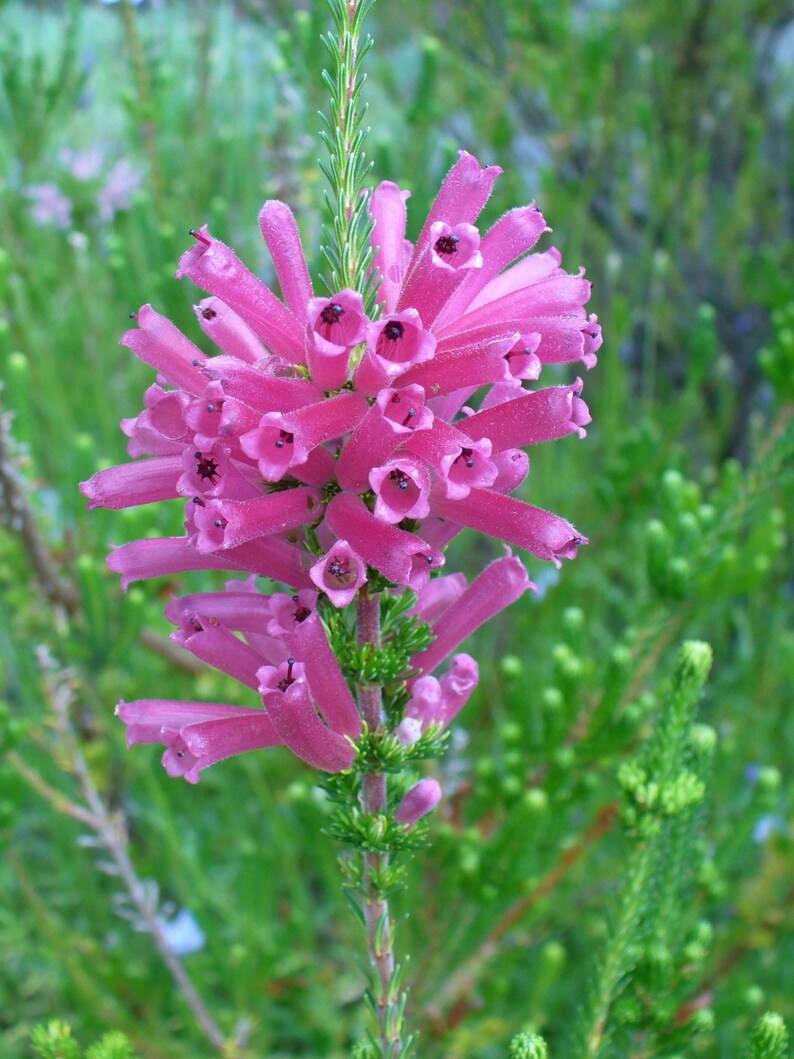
[430,486,587,568]
[171,614,270,689]
[291,613,362,738]
[108,535,311,590]
[177,226,306,363]
[266,589,317,636]
[433,204,551,331]
[193,297,268,364]
[336,384,434,492]
[240,390,367,481]
[164,589,277,633]
[325,493,443,591]
[461,380,591,451]
[411,554,532,677]
[199,356,322,413]
[309,541,368,607]
[402,150,502,283]
[399,221,483,329]
[370,180,413,313]
[405,420,497,500]
[117,699,284,784]
[259,200,313,322]
[259,663,356,772]
[491,448,530,494]
[353,310,436,395]
[394,778,443,827]
[80,456,182,510]
[409,572,468,623]
[369,456,432,524]
[122,304,208,395]
[306,290,370,390]
[121,384,191,457]
[398,330,519,396]
[190,488,322,553]
[396,654,479,744]
[176,445,261,501]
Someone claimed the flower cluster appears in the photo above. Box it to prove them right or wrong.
[82,150,599,784]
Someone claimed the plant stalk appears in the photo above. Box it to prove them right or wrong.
[356,589,402,1057]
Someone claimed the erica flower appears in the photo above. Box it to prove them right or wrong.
[84,149,599,781]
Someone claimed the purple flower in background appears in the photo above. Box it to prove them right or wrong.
[24,183,73,229]
[99,158,144,221]
[84,150,599,781]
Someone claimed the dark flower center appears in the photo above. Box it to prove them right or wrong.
[389,469,411,491]
[454,447,476,469]
[434,234,460,257]
[275,430,294,450]
[383,320,404,342]
[194,451,220,482]
[320,303,345,326]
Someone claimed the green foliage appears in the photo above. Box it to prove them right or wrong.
[743,1012,791,1059]
[508,1032,549,1058]
[30,1021,139,1059]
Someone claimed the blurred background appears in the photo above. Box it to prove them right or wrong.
[0,0,793,1056]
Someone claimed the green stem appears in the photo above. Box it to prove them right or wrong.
[356,590,402,1057]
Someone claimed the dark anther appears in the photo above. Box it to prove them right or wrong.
[384,320,404,342]
[328,555,351,581]
[192,496,205,506]
[389,469,411,491]
[176,750,185,758]
[201,306,218,320]
[192,359,201,366]
[434,233,460,257]
[213,518,224,528]
[403,408,416,426]
[195,453,220,482]
[293,604,311,623]
[189,615,204,632]
[189,227,212,246]
[275,429,294,450]
[128,311,137,320]
[391,394,401,403]
[455,447,476,469]
[320,302,345,326]
[207,403,215,412]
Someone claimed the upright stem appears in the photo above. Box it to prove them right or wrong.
[356,590,402,1058]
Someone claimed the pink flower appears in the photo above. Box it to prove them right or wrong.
[395,778,443,827]
[85,148,598,779]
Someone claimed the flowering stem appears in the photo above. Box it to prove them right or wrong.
[356,590,403,1057]
[319,0,376,301]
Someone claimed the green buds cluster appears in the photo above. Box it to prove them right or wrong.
[508,1031,549,1059]
[743,1012,790,1059]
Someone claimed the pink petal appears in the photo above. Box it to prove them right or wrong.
[80,456,182,509]
[177,226,306,363]
[394,778,442,827]
[430,486,587,568]
[194,298,268,363]
[259,200,313,322]
[291,614,362,738]
[325,492,443,591]
[370,180,412,313]
[411,553,532,676]
[122,304,208,394]
[261,679,355,772]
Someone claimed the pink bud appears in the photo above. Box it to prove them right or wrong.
[395,779,443,828]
